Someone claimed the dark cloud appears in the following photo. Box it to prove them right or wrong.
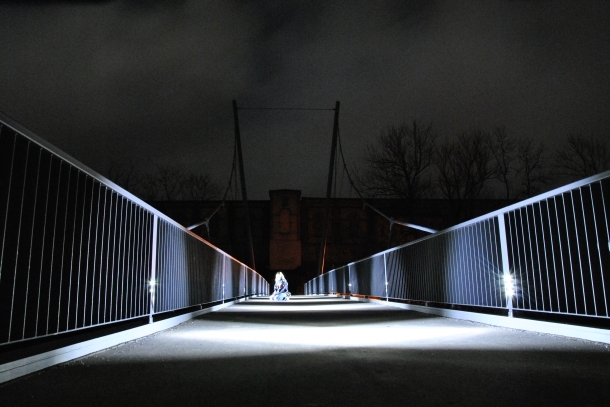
[0,0,609,199]
[0,1,109,3]
[0,1,184,4]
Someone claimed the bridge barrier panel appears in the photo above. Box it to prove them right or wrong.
[384,218,505,308]
[223,257,245,300]
[504,182,610,317]
[0,114,269,348]
[307,170,610,324]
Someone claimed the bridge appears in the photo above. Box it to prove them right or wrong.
[1,111,610,405]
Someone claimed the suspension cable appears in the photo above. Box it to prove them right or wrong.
[187,141,238,231]
[336,127,437,235]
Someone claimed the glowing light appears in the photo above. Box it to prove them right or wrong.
[503,274,515,297]
[232,302,375,312]
[172,325,486,349]
[149,279,156,293]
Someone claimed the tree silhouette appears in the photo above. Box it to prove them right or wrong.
[487,126,516,199]
[358,121,437,204]
[106,161,220,201]
[434,129,496,201]
[356,121,609,221]
[183,172,222,201]
[106,158,141,192]
[554,133,610,179]
[515,137,549,198]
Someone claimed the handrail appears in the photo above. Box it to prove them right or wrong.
[306,170,610,323]
[0,112,269,347]
[0,111,249,265]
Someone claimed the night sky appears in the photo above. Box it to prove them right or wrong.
[1,1,609,199]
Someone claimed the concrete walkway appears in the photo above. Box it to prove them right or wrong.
[1,296,610,406]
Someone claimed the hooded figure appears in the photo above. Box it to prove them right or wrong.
[270,272,290,301]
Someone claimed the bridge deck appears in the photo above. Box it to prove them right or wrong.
[1,296,609,406]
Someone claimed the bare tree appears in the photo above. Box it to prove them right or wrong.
[515,137,550,198]
[555,133,610,179]
[182,173,222,201]
[138,165,222,202]
[139,165,185,201]
[158,165,187,200]
[435,129,496,201]
[359,121,437,202]
[434,129,497,221]
[106,157,222,202]
[487,128,553,199]
[487,126,516,199]
[434,141,463,201]
[106,158,142,192]
[140,173,161,201]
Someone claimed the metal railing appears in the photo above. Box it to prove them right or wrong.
[0,113,269,346]
[306,170,610,322]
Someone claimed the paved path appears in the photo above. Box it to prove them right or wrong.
[1,296,610,406]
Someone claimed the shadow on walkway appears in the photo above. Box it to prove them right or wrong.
[1,296,610,407]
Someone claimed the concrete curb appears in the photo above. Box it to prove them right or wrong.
[0,299,244,384]
[364,297,610,345]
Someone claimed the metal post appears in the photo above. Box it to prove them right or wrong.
[233,100,256,270]
[149,215,158,324]
[387,220,394,249]
[318,101,341,275]
[383,253,389,301]
[241,264,248,301]
[497,214,513,317]
[347,262,352,298]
